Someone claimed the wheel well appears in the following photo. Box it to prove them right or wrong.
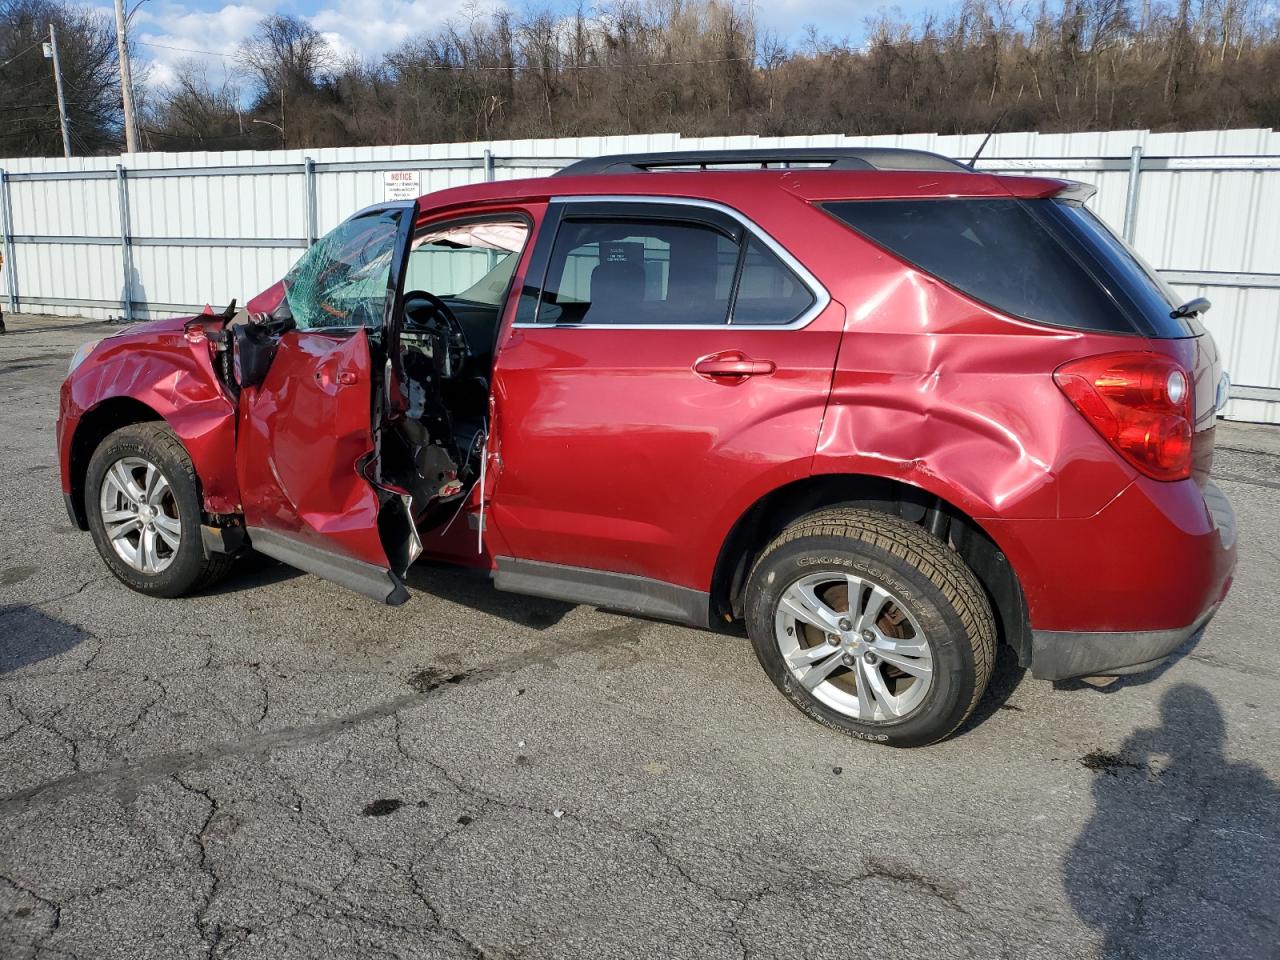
[67,398,164,529]
[710,475,1031,664]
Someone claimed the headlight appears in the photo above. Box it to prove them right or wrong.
[67,339,102,376]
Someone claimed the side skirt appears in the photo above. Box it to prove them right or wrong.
[247,527,409,605]
[493,557,711,628]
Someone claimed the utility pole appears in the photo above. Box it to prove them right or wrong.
[44,25,72,158]
[112,0,140,153]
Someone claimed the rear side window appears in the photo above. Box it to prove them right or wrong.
[825,199,1192,337]
[531,207,817,327]
[541,218,738,325]
[732,237,816,325]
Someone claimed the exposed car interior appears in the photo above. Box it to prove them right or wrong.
[383,216,530,527]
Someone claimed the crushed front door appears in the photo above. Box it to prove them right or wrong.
[235,203,418,603]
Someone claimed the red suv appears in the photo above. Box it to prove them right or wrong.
[56,148,1236,746]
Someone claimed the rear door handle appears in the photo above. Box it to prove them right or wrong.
[693,352,776,380]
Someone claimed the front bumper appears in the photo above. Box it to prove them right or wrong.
[1029,604,1218,680]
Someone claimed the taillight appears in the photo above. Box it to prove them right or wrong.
[1054,352,1193,481]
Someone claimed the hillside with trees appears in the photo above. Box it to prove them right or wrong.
[2,0,1278,156]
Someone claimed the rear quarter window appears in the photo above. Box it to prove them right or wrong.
[825,198,1194,338]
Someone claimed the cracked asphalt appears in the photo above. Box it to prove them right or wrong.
[2,312,1279,960]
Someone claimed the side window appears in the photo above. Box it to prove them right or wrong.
[526,207,819,328]
[539,218,738,326]
[283,208,404,331]
[731,237,816,326]
[404,218,530,305]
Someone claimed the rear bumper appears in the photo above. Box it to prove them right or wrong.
[984,475,1235,680]
[1029,604,1218,680]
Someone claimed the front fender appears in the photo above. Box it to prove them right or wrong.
[60,320,241,515]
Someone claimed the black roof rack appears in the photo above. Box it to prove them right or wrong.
[552,147,971,177]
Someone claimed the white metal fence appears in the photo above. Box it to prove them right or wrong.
[2,129,1277,422]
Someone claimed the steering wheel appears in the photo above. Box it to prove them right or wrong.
[403,290,469,375]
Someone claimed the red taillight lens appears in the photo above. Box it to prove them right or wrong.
[1054,352,1194,481]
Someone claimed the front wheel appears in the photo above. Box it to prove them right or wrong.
[744,508,995,747]
[85,423,234,598]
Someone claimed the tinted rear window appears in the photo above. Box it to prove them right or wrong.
[825,198,1197,338]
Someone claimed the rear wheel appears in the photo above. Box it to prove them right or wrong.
[744,508,995,747]
[85,423,234,598]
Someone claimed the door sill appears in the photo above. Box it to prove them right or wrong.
[247,527,409,605]
[493,557,710,627]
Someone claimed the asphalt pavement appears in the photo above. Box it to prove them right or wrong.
[2,312,1278,959]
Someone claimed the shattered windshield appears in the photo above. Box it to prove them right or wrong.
[283,208,404,330]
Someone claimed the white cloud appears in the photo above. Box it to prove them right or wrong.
[109,0,276,89]
[116,0,928,93]
[116,0,506,92]
[309,0,505,64]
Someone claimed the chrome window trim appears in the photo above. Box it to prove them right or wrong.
[511,194,831,331]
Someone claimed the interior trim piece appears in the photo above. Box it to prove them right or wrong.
[247,526,409,606]
[510,194,831,332]
[494,556,711,627]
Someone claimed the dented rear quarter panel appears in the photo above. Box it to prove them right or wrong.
[59,316,241,515]
[807,210,1141,523]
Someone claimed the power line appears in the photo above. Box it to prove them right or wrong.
[133,38,752,71]
[394,55,754,71]
[139,40,231,57]
[0,39,46,68]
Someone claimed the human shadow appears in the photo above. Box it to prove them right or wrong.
[1063,683,1280,958]
[119,264,148,322]
[0,606,87,673]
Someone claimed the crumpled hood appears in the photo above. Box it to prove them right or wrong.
[246,280,286,316]
[108,314,195,341]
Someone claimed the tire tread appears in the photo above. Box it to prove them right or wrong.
[89,422,234,595]
[749,507,995,744]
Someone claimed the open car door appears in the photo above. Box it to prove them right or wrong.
[235,202,420,604]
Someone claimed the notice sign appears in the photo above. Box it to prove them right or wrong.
[383,170,421,201]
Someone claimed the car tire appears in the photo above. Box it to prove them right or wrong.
[85,423,234,598]
[744,507,995,748]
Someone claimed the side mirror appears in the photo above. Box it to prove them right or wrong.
[234,322,281,388]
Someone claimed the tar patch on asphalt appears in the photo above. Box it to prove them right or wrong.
[0,565,37,586]
[362,798,404,816]
[1079,750,1146,776]
[408,667,469,693]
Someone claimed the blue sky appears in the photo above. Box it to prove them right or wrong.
[107,0,930,90]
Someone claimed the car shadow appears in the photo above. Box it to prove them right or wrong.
[404,561,574,630]
[1063,683,1280,957]
[954,641,1026,735]
[196,551,304,596]
[0,606,87,673]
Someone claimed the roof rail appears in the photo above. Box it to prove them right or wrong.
[552,147,971,177]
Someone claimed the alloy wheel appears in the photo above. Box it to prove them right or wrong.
[98,456,182,574]
[773,572,934,721]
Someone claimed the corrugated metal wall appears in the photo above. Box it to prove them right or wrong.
[2,129,1277,421]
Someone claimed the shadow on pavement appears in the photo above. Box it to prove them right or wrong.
[405,561,574,629]
[0,606,87,673]
[955,642,1026,735]
[198,551,304,596]
[1064,683,1280,958]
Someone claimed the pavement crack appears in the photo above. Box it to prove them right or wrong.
[173,774,224,959]
[0,872,63,952]
[1,622,647,814]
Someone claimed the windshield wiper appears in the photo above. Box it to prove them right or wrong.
[1171,297,1211,318]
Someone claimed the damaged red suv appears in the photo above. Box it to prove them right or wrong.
[57,148,1236,746]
